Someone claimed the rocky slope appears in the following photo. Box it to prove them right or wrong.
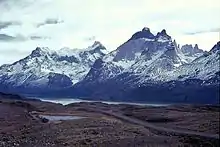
[177,44,205,62]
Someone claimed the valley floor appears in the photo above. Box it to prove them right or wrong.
[0,97,219,147]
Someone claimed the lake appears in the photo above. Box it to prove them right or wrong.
[39,98,169,107]
[39,115,85,121]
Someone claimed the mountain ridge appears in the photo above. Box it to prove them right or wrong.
[68,29,219,104]
[0,28,219,104]
[0,41,108,92]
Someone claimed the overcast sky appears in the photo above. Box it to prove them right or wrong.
[0,0,219,65]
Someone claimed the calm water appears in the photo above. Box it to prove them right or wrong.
[40,98,169,107]
[39,115,85,121]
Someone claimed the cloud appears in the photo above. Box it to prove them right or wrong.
[84,36,96,42]
[0,0,35,11]
[0,34,26,42]
[0,0,220,65]
[185,28,220,35]
[0,34,16,41]
[0,21,21,30]
[0,0,9,5]
[30,35,50,40]
[0,34,50,42]
[0,47,31,65]
[37,18,64,28]
[0,48,30,55]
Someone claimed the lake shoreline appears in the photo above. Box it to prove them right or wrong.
[39,98,171,107]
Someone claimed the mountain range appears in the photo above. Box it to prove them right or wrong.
[0,27,219,104]
[0,41,108,93]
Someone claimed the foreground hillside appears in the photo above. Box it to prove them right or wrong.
[0,93,219,147]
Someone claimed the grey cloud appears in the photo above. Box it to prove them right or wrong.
[185,28,220,35]
[0,0,9,5]
[0,0,33,10]
[0,34,16,41]
[37,18,64,28]
[85,36,96,42]
[0,34,26,42]
[0,21,21,30]
[0,0,6,4]
[30,35,50,40]
[0,33,50,42]
[0,0,15,3]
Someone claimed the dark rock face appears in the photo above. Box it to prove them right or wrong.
[91,41,107,52]
[180,44,204,56]
[48,73,73,89]
[161,47,182,65]
[30,47,43,57]
[210,41,220,53]
[156,29,171,40]
[129,27,155,41]
[56,55,80,63]
[113,28,156,62]
[82,58,123,83]
[113,29,175,62]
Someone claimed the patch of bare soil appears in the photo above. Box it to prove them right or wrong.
[119,104,220,134]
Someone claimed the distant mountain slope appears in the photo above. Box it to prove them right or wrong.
[0,92,23,100]
[0,27,219,104]
[0,41,108,92]
[69,29,219,104]
[77,28,208,86]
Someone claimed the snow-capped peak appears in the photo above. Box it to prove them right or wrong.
[160,29,168,35]
[30,47,54,57]
[83,41,108,55]
[35,47,52,53]
[91,41,104,48]
[57,47,78,56]
[88,41,106,50]
[56,41,108,56]
[156,29,171,42]
[156,29,167,36]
